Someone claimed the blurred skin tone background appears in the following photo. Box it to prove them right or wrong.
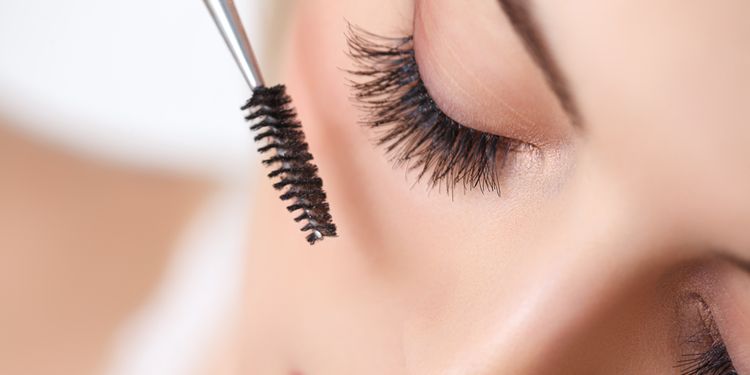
[1,1,750,375]
[0,1,291,373]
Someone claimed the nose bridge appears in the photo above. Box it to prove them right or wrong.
[493,130,750,373]
[472,1,750,371]
[474,155,686,374]
[587,55,750,249]
[475,250,662,374]
[595,110,750,256]
[493,257,671,375]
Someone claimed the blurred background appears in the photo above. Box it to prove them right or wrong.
[0,1,290,373]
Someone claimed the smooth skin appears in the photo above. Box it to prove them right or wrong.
[242,0,750,374]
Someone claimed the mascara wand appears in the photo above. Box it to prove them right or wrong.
[203,0,337,244]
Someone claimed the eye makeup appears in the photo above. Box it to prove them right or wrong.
[413,0,573,146]
[347,25,531,194]
[677,294,738,375]
[680,342,736,375]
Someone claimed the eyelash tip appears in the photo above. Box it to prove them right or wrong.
[346,24,525,195]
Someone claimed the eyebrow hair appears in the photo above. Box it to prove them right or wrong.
[720,252,750,274]
[496,0,582,125]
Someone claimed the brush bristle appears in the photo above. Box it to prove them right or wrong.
[242,85,337,245]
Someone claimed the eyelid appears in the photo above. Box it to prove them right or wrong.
[675,293,737,375]
[346,24,526,194]
[497,0,582,125]
[708,262,750,374]
[413,0,573,147]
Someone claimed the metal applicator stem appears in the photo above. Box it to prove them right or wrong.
[203,0,265,89]
[203,0,339,244]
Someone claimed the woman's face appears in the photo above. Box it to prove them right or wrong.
[245,0,750,373]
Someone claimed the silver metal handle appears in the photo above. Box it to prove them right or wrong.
[203,0,265,89]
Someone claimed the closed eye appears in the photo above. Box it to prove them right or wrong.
[346,24,532,194]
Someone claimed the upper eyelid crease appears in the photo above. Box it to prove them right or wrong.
[717,251,750,274]
[496,0,582,126]
[676,294,736,375]
[413,6,545,138]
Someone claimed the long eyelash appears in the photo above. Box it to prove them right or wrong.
[677,295,737,375]
[346,25,524,194]
[678,342,736,375]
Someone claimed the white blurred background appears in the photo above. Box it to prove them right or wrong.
[0,0,265,176]
[0,1,292,374]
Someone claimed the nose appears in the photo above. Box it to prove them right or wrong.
[438,153,707,374]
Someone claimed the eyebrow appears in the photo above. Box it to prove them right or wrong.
[496,0,582,125]
[720,252,750,274]
[495,3,750,276]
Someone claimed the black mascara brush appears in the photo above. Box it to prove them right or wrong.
[204,0,337,244]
